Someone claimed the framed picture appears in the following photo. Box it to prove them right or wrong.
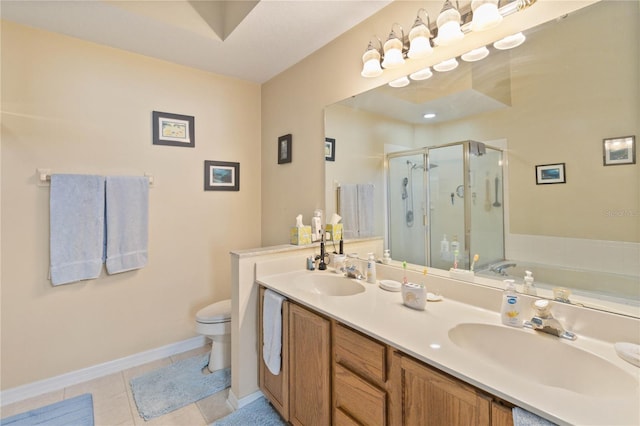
[278,134,292,164]
[603,135,636,166]
[535,163,566,185]
[152,111,195,147]
[204,160,240,191]
[325,137,336,162]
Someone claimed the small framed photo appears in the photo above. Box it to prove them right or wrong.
[204,160,240,191]
[152,111,195,147]
[535,163,566,185]
[603,135,636,166]
[325,137,336,162]
[278,134,292,164]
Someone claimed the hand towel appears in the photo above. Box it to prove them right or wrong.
[357,183,375,237]
[105,176,149,274]
[339,184,359,239]
[263,289,286,375]
[513,407,557,426]
[50,174,105,286]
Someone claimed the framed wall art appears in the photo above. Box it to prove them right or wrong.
[603,135,635,166]
[278,134,292,164]
[204,160,240,191]
[535,163,566,185]
[152,111,195,148]
[325,137,336,162]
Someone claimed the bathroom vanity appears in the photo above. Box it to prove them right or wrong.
[256,264,640,426]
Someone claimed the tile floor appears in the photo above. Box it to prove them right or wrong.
[1,344,234,426]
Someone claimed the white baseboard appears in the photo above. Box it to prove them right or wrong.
[227,389,263,411]
[1,335,207,406]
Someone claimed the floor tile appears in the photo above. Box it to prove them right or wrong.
[196,388,233,424]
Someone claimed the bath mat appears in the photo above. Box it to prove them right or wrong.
[1,393,94,426]
[130,353,230,420]
[211,397,286,426]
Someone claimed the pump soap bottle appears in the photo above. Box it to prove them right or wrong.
[523,270,537,296]
[500,279,522,327]
[366,253,377,284]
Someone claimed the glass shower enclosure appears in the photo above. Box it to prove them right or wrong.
[387,141,504,270]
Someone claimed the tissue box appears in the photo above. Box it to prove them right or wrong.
[290,226,312,245]
[325,223,343,241]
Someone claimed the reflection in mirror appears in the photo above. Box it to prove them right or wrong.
[324,1,639,317]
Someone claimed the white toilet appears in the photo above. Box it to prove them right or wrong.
[195,299,231,372]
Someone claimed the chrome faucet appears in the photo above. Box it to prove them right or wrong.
[490,262,516,276]
[524,299,576,340]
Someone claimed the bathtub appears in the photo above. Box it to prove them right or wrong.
[477,260,640,307]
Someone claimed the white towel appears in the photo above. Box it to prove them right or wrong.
[49,174,106,286]
[105,176,149,274]
[357,183,375,237]
[262,289,286,375]
[339,184,359,239]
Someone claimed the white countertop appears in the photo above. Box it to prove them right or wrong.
[257,267,640,426]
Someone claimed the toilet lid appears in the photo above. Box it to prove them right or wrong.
[196,299,231,324]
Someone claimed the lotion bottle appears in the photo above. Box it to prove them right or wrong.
[500,279,522,327]
[366,253,377,284]
[523,270,537,296]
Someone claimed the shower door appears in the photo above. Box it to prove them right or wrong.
[387,151,428,266]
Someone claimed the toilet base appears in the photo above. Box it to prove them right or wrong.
[207,337,231,373]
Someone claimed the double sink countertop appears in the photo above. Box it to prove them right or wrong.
[256,265,640,426]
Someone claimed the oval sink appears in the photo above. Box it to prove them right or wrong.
[297,274,365,296]
[448,323,638,397]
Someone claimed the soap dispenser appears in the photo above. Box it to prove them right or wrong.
[500,279,522,328]
[523,270,537,296]
[366,253,377,284]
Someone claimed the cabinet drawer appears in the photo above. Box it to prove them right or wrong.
[334,364,386,425]
[334,323,386,382]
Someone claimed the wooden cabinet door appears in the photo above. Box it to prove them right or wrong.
[258,287,290,421]
[491,401,514,426]
[289,303,331,426]
[398,354,491,426]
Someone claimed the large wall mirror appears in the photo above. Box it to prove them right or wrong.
[325,1,639,317]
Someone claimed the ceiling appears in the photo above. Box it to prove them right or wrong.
[1,0,392,83]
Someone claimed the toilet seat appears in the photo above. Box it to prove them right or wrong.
[196,299,231,324]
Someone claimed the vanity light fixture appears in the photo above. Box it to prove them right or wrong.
[360,39,384,77]
[381,24,405,69]
[493,32,526,49]
[461,45,490,62]
[410,67,433,81]
[433,57,459,72]
[388,76,411,88]
[470,0,503,31]
[407,9,433,59]
[434,0,464,46]
[423,113,437,119]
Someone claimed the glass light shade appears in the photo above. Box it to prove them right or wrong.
[461,46,489,62]
[471,0,502,32]
[434,5,463,46]
[408,22,433,59]
[361,49,383,78]
[388,76,410,88]
[433,58,459,72]
[493,32,526,50]
[381,37,405,69]
[410,67,433,81]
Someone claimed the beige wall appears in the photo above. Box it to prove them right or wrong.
[260,0,600,247]
[1,22,261,389]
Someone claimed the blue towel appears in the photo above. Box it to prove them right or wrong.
[513,407,557,426]
[50,174,105,286]
[105,176,149,274]
[1,393,94,426]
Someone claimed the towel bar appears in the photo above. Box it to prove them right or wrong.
[37,169,154,187]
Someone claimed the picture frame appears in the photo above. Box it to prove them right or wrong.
[204,160,240,191]
[535,163,566,185]
[152,111,195,148]
[603,135,636,166]
[325,137,336,162]
[278,134,292,164]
